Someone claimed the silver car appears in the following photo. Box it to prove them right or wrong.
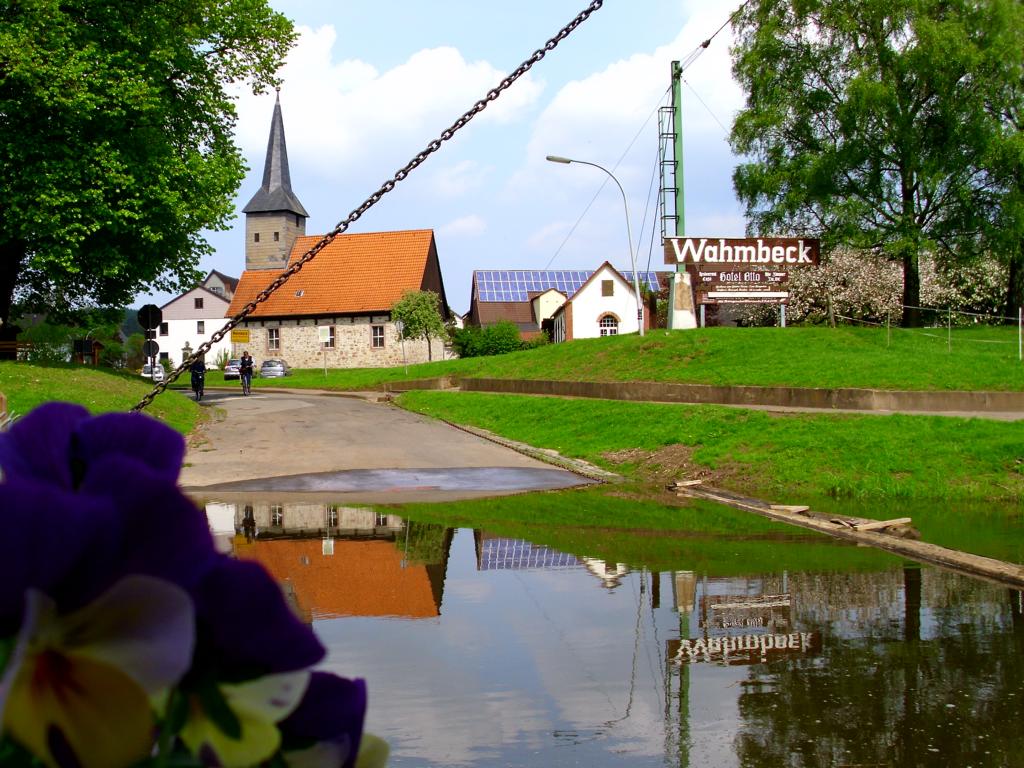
[222,359,242,380]
[259,359,291,378]
[141,362,165,382]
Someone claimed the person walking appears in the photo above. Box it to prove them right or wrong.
[239,351,254,395]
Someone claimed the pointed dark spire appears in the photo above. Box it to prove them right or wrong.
[242,90,309,217]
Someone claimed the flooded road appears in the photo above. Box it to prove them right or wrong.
[205,500,1024,767]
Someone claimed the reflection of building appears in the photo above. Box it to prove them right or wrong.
[231,502,404,540]
[235,526,453,622]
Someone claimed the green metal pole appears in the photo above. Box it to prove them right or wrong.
[671,61,684,236]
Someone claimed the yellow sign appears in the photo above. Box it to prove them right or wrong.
[230,329,250,343]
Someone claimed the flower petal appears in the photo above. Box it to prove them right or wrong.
[354,733,390,768]
[279,672,367,766]
[79,457,218,593]
[75,411,185,484]
[1,591,154,768]
[195,559,324,679]
[0,481,115,631]
[59,575,195,694]
[180,672,309,768]
[0,402,87,488]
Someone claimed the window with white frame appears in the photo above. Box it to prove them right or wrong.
[371,325,384,348]
[322,326,335,349]
[599,315,619,336]
[268,327,280,350]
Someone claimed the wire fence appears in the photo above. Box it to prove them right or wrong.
[833,305,1023,361]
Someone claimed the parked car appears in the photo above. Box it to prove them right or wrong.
[259,359,291,378]
[141,362,165,382]
[222,359,242,380]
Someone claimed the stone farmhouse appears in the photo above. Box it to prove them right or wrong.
[225,92,450,369]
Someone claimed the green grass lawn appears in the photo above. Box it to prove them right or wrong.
[221,326,1024,392]
[396,390,1024,503]
[0,362,202,434]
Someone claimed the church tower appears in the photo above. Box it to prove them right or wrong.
[243,90,308,270]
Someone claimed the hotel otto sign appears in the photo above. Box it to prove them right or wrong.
[664,237,821,305]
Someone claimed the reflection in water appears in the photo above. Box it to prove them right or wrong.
[204,502,1024,767]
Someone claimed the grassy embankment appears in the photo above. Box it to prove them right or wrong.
[0,362,201,434]
[216,325,1024,391]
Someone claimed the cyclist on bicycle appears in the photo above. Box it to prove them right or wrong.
[189,356,207,401]
[239,351,254,396]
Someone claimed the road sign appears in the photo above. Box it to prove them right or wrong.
[231,329,250,343]
[143,340,160,358]
[137,304,162,330]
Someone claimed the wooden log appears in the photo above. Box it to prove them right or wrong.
[674,479,704,488]
[770,504,810,514]
[678,485,1024,590]
[852,517,913,532]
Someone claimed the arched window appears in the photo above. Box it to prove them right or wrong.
[599,315,619,336]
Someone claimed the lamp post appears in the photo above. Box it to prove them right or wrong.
[546,154,644,336]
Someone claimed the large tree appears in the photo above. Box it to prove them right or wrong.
[729,0,1014,326]
[0,0,296,335]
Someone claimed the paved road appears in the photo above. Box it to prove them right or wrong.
[180,391,591,503]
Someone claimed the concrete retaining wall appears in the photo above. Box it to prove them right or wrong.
[458,378,1024,414]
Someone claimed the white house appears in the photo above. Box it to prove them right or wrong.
[156,270,237,367]
[551,262,647,342]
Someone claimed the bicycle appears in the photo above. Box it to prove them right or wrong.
[191,370,205,401]
[241,371,252,396]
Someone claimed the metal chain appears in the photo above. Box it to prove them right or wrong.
[133,0,604,412]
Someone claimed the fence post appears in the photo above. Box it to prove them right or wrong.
[947,308,952,353]
[1019,306,1022,362]
[887,313,891,348]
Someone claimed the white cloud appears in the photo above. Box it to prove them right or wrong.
[233,26,544,176]
[429,160,491,198]
[438,214,487,238]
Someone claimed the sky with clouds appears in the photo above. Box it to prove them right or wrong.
[139,0,749,313]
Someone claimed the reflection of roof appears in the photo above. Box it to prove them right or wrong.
[236,538,445,619]
[475,533,581,571]
[226,229,437,318]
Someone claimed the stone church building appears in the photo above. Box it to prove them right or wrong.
[227,93,450,368]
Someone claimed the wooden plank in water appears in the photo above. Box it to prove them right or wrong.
[853,517,913,532]
[678,485,1024,590]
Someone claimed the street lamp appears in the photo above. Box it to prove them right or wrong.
[546,154,644,336]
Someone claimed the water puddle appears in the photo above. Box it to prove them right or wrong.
[204,499,1024,767]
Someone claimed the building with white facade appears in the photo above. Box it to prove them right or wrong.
[156,270,237,367]
[551,262,648,342]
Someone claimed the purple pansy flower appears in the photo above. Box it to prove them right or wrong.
[0,402,185,491]
[279,672,368,768]
[192,558,326,681]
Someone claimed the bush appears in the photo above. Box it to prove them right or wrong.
[452,321,524,357]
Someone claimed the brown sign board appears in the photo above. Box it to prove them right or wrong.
[664,237,820,268]
[665,237,819,306]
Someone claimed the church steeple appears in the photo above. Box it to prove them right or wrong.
[243,90,308,270]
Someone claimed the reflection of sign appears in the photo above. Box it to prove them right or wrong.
[664,237,819,306]
[230,329,250,343]
[701,594,791,632]
[668,631,820,665]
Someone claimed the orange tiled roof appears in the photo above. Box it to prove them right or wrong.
[236,538,441,619]
[226,229,435,318]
